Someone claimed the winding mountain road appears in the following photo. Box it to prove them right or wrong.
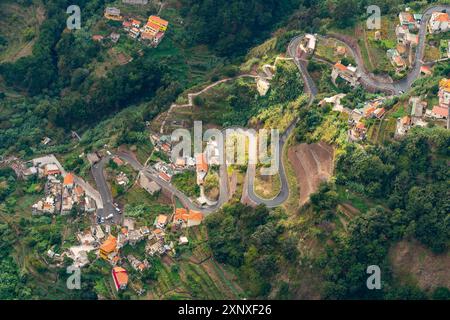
[93,5,449,218]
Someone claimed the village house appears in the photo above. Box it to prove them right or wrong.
[331,62,360,87]
[109,32,120,43]
[139,174,161,195]
[373,107,386,119]
[122,20,132,30]
[396,116,413,136]
[399,12,416,30]
[99,235,119,265]
[148,15,168,31]
[420,65,432,76]
[127,255,149,272]
[104,7,122,21]
[154,214,168,229]
[350,122,367,141]
[387,45,407,73]
[129,27,140,39]
[300,34,316,54]
[179,236,189,245]
[256,78,270,96]
[117,228,129,249]
[428,106,448,119]
[409,97,427,118]
[428,12,450,34]
[86,152,100,165]
[195,153,208,185]
[116,172,129,186]
[145,239,165,256]
[158,171,171,182]
[128,229,144,246]
[41,137,51,145]
[77,231,96,246]
[112,267,128,291]
[44,163,61,176]
[172,208,204,228]
[63,173,74,189]
[319,93,347,112]
[94,225,105,241]
[92,35,104,42]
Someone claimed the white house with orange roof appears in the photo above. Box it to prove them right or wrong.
[63,173,74,189]
[428,12,449,34]
[112,267,128,291]
[331,61,360,87]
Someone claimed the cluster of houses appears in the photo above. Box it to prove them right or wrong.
[389,9,450,72]
[92,204,201,291]
[150,132,214,188]
[104,7,169,47]
[322,78,449,141]
[28,156,97,215]
[320,95,387,141]
[388,11,422,72]
[396,78,449,136]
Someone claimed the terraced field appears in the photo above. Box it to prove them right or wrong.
[287,142,334,206]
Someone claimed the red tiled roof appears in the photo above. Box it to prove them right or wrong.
[431,106,448,117]
[334,62,347,71]
[63,173,74,185]
[196,153,208,172]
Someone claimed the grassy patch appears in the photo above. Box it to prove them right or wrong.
[172,170,200,198]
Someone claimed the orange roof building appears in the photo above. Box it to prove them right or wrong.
[158,171,171,182]
[431,106,448,118]
[100,235,117,260]
[63,173,74,186]
[155,214,168,228]
[364,106,376,117]
[196,153,208,173]
[173,208,203,227]
[334,62,347,72]
[148,15,168,31]
[112,267,128,291]
[401,116,411,126]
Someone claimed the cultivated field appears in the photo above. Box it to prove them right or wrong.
[287,142,334,206]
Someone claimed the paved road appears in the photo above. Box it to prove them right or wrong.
[91,157,118,224]
[244,35,318,207]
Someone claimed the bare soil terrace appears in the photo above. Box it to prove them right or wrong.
[287,142,334,206]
